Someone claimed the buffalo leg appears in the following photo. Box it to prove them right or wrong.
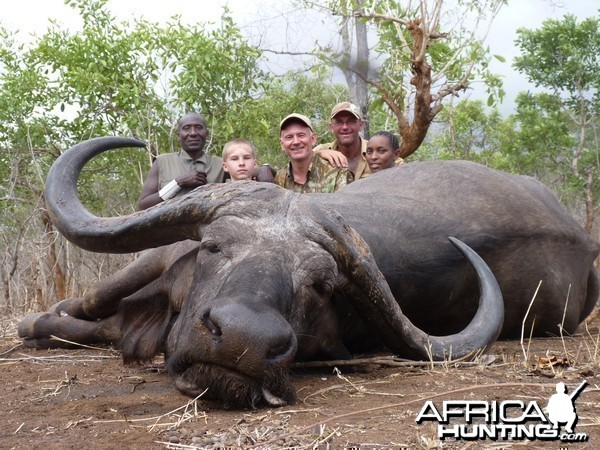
[18,308,122,349]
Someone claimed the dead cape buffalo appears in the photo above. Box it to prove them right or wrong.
[19,137,599,408]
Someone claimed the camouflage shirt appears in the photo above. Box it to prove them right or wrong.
[274,156,354,193]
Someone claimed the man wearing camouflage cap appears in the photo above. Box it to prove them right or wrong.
[313,102,371,180]
[275,113,353,193]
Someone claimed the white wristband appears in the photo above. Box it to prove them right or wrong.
[158,180,181,201]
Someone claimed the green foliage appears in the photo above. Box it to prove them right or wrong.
[514,14,599,103]
[416,99,506,163]
[513,13,599,221]
[0,0,268,217]
[508,92,575,174]
[160,10,267,145]
[241,74,349,168]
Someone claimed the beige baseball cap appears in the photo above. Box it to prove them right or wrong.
[330,102,362,120]
[279,113,314,131]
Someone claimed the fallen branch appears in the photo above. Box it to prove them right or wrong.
[49,335,118,351]
[0,343,22,356]
[292,353,494,369]
[0,352,119,363]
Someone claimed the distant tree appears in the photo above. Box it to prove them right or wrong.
[323,0,371,136]
[0,0,267,311]
[513,13,599,232]
[508,92,576,175]
[307,0,507,158]
[418,99,505,162]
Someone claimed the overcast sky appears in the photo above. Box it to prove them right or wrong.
[1,0,597,115]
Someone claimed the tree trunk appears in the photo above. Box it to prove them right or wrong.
[41,203,67,303]
[397,19,438,159]
[584,169,595,235]
[340,0,370,137]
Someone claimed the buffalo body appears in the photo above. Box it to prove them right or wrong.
[19,137,599,408]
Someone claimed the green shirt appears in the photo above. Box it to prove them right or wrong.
[274,156,354,193]
[156,151,224,190]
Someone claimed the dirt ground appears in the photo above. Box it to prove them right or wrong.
[0,314,598,450]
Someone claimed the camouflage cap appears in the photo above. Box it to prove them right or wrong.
[279,113,314,132]
[330,102,362,120]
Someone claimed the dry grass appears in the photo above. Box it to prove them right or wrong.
[151,321,599,448]
[1,312,598,449]
[93,390,209,433]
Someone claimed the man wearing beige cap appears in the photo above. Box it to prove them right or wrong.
[313,102,371,179]
[275,113,353,193]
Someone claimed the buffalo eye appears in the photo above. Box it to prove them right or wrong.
[312,281,332,297]
[201,241,221,254]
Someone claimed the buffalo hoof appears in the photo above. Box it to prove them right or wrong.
[18,312,77,349]
[18,305,115,349]
[19,298,98,349]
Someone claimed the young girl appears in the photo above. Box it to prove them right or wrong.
[365,131,401,173]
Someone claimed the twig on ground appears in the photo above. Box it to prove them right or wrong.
[520,281,542,363]
[292,353,493,369]
[0,343,22,356]
[248,382,566,449]
[558,285,572,360]
[0,352,119,364]
[49,335,117,351]
[94,389,208,432]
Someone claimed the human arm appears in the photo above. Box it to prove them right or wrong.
[137,163,207,210]
[314,147,348,168]
[138,162,162,210]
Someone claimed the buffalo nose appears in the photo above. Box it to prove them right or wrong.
[207,302,297,367]
[200,308,221,336]
[266,333,295,362]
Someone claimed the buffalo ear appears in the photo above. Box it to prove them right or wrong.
[118,246,199,363]
[304,203,420,356]
[119,292,175,363]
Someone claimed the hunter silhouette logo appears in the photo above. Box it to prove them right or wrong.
[546,380,587,434]
[416,381,589,442]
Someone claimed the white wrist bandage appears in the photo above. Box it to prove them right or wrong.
[158,180,181,201]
